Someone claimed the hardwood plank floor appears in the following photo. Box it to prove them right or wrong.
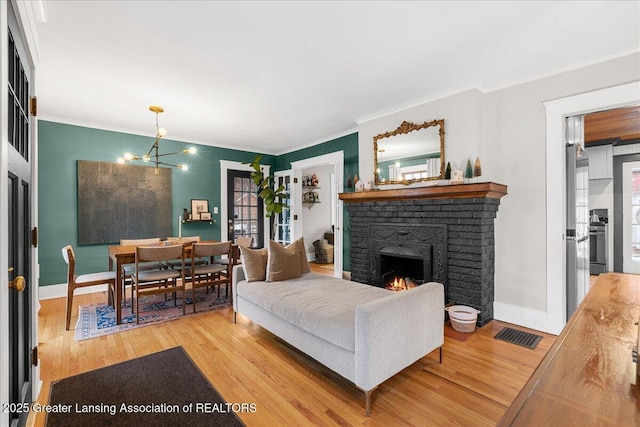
[29,291,555,426]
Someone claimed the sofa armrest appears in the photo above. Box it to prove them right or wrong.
[354,282,444,391]
[232,265,245,312]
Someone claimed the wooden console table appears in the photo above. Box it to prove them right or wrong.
[499,273,640,426]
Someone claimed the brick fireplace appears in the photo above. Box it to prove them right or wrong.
[339,183,507,326]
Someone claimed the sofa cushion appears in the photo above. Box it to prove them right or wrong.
[240,247,268,282]
[237,272,391,351]
[266,240,302,281]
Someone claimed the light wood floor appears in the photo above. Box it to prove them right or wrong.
[29,288,555,426]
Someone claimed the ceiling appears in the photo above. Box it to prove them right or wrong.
[30,1,640,155]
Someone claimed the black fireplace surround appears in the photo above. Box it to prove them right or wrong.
[341,184,507,326]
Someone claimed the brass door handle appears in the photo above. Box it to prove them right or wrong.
[9,275,26,292]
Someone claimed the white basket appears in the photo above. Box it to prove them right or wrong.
[446,305,480,333]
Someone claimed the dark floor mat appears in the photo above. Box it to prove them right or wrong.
[495,327,542,349]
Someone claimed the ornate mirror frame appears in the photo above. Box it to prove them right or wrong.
[373,119,445,186]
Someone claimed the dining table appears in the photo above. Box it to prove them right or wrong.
[107,241,240,325]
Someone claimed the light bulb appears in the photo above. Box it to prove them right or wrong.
[123,152,133,161]
[188,147,196,154]
[117,157,125,164]
[142,155,150,162]
[180,164,188,171]
[157,127,167,137]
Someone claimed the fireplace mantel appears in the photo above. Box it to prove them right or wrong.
[339,182,508,203]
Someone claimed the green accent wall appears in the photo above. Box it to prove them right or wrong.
[38,120,274,286]
[38,121,356,287]
[275,132,358,271]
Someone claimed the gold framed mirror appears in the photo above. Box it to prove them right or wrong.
[373,119,445,186]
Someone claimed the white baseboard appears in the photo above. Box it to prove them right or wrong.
[38,283,108,300]
[493,301,552,334]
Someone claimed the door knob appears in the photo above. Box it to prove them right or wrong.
[9,275,26,292]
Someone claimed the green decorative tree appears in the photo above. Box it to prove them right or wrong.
[464,159,473,179]
[444,162,452,179]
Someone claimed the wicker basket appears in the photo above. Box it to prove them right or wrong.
[446,305,480,333]
[313,239,334,264]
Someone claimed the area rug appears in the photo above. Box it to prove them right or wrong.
[75,288,231,341]
[46,346,245,427]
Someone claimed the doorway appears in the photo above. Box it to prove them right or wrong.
[614,155,640,273]
[227,170,263,248]
[291,151,344,278]
[544,81,640,334]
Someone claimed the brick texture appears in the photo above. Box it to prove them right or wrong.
[345,197,501,326]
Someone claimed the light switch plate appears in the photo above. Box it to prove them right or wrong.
[213,207,219,214]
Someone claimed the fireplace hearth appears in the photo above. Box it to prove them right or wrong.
[340,183,507,326]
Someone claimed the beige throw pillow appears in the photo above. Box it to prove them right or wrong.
[296,237,311,274]
[240,246,268,282]
[266,240,302,282]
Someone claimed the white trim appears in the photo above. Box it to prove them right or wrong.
[273,128,358,156]
[291,152,344,278]
[38,283,108,301]
[544,81,640,335]
[493,302,550,334]
[219,160,270,246]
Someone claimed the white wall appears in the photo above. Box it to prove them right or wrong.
[301,164,334,260]
[358,89,484,186]
[356,52,640,332]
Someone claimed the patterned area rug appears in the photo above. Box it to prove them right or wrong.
[75,288,231,341]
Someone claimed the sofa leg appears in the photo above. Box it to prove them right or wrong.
[439,346,443,363]
[233,311,237,324]
[360,386,377,416]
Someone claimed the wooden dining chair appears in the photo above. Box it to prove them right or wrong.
[185,242,233,312]
[218,235,253,267]
[165,236,208,269]
[62,245,116,330]
[130,244,186,324]
[120,238,164,307]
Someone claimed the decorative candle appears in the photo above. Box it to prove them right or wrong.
[178,215,182,239]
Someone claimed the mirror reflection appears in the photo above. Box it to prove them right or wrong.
[374,120,445,185]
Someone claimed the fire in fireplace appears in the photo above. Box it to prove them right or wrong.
[378,245,429,288]
[385,276,418,292]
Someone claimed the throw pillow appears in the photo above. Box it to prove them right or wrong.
[296,237,311,274]
[266,240,302,282]
[240,246,268,282]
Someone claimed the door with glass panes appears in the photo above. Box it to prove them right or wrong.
[273,170,298,245]
[227,170,263,248]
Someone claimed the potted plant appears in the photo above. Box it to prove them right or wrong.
[245,155,289,238]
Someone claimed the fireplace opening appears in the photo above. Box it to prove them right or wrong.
[377,245,431,290]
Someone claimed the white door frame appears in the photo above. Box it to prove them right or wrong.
[291,151,344,278]
[544,81,640,335]
[219,160,271,246]
[622,161,640,273]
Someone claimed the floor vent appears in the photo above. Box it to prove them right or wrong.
[495,327,542,350]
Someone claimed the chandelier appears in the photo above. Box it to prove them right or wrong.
[117,105,195,174]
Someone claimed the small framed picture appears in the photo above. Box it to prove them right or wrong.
[191,199,209,218]
[199,211,212,220]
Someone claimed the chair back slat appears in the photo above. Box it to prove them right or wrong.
[62,245,75,282]
[192,242,231,258]
[136,244,184,262]
[120,238,161,246]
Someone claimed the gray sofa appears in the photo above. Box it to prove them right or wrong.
[232,266,445,415]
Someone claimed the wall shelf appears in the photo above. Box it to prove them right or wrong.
[302,185,320,208]
[181,219,215,224]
